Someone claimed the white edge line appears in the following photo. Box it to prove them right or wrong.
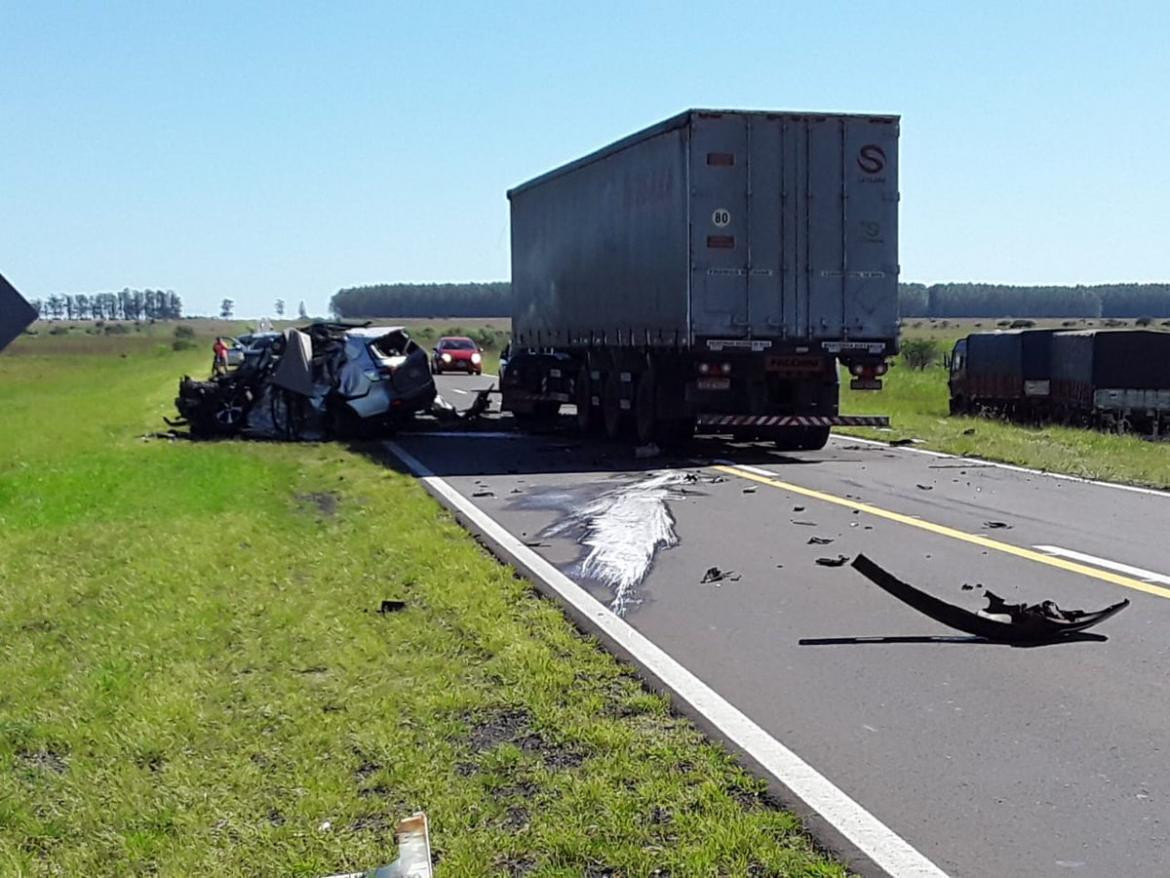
[1035,545,1170,586]
[386,440,948,878]
[830,434,1170,499]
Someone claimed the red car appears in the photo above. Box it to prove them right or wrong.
[431,336,483,375]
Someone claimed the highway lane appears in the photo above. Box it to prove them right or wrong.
[408,373,1170,876]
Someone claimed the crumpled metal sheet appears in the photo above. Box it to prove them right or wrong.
[851,554,1129,643]
[270,328,314,396]
[321,812,432,878]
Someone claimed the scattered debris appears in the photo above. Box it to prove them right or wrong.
[983,521,1012,529]
[807,536,834,545]
[815,555,850,567]
[701,566,741,584]
[916,484,933,491]
[634,443,661,459]
[793,506,805,512]
[888,438,919,447]
[960,583,982,591]
[792,520,817,526]
[523,540,550,548]
[379,600,406,614]
[743,486,757,494]
[962,427,976,435]
[321,812,432,878]
[850,554,1129,643]
[472,490,495,498]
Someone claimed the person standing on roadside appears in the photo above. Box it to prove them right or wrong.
[212,337,229,376]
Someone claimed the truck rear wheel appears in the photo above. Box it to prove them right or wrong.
[575,365,596,433]
[634,368,657,445]
[602,371,625,440]
[771,426,831,451]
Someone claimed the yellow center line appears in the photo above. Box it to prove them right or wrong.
[713,463,1170,601]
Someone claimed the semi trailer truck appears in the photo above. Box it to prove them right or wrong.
[501,109,898,449]
[948,328,1170,434]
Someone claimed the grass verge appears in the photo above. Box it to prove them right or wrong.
[0,335,842,876]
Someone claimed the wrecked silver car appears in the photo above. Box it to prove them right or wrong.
[172,323,436,439]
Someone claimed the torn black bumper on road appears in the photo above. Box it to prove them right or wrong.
[851,554,1130,643]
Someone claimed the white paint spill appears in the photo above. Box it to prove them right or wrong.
[539,471,689,614]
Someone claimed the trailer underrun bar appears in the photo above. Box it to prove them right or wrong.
[697,414,890,428]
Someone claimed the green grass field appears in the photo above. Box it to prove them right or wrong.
[840,326,1170,489]
[0,328,841,876]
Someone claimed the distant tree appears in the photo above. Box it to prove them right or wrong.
[330,282,511,318]
[901,338,940,370]
[274,298,285,318]
[220,298,235,320]
[298,300,308,319]
[45,295,65,320]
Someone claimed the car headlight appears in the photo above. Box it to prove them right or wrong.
[471,352,482,364]
[441,353,452,362]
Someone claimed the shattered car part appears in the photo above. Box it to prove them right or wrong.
[815,555,850,567]
[851,554,1129,643]
[701,566,740,584]
[430,386,493,425]
[322,812,432,878]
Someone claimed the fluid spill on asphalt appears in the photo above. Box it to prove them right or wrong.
[513,471,692,615]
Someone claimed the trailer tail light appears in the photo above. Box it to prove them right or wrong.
[698,361,732,376]
[706,152,735,166]
[707,235,735,249]
[847,359,887,391]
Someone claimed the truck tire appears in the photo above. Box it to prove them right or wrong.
[575,365,596,433]
[658,417,695,447]
[772,425,830,451]
[634,367,657,445]
[602,371,625,440]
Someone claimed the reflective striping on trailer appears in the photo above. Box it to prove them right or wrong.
[697,414,889,427]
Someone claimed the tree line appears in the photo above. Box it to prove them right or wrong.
[898,283,1170,318]
[330,282,510,318]
[29,289,183,321]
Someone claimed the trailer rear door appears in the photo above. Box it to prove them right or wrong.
[688,113,898,343]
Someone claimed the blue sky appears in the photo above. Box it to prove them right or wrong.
[2,1,1167,317]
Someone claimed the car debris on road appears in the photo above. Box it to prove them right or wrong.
[815,555,850,567]
[851,554,1129,643]
[701,566,741,584]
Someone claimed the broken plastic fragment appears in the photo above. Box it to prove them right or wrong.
[850,554,1129,643]
[815,555,850,567]
[321,812,432,878]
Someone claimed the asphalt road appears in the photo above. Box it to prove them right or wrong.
[404,372,1170,877]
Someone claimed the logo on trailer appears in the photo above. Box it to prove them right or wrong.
[857,144,886,175]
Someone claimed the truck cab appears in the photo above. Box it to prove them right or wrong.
[947,337,969,415]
